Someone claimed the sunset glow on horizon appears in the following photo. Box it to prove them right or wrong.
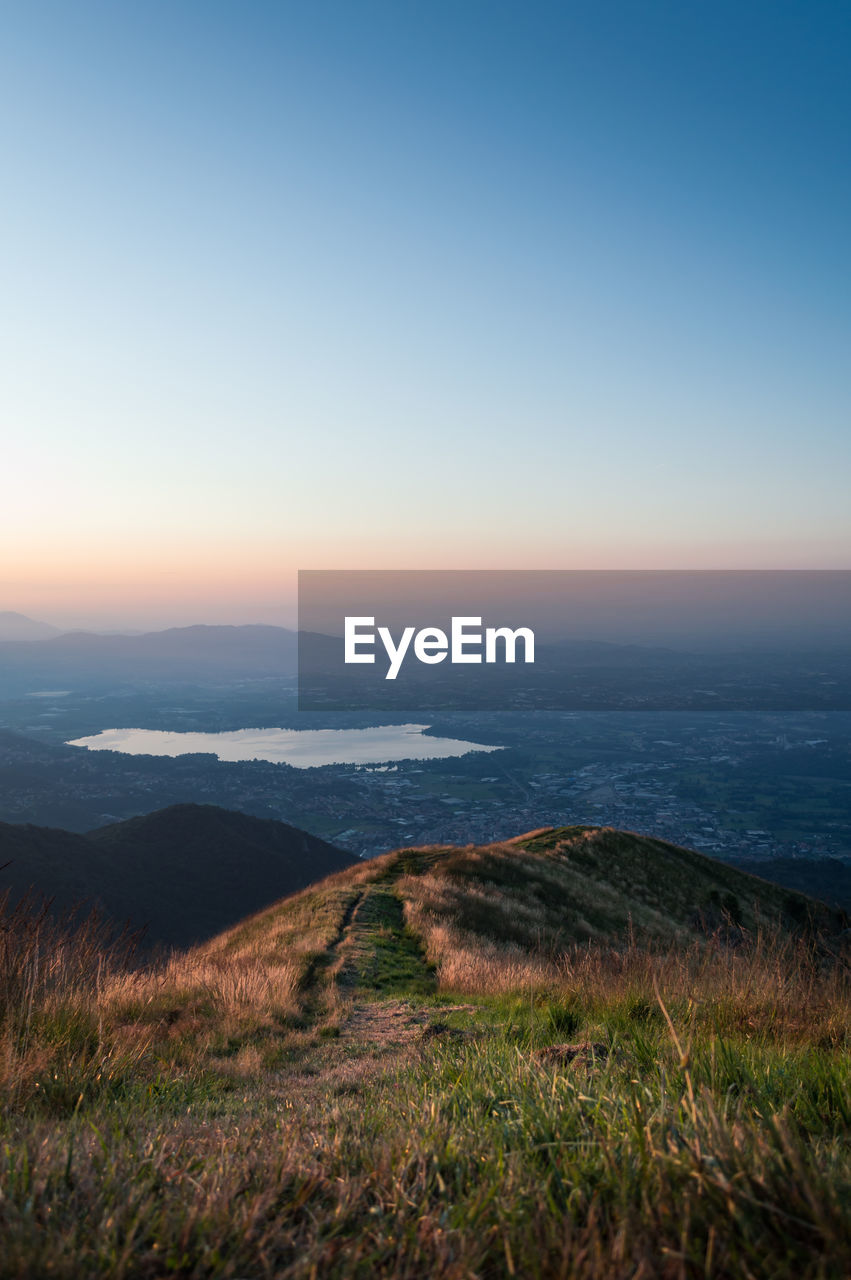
[3,2,849,631]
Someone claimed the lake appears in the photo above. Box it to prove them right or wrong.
[66,724,502,768]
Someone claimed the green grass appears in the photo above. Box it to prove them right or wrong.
[2,997,849,1278]
[1,834,850,1278]
[344,888,437,997]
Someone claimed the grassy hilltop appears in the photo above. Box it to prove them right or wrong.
[1,825,849,1278]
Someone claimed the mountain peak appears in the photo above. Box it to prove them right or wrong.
[0,611,59,641]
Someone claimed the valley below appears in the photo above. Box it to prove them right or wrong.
[1,629,850,1276]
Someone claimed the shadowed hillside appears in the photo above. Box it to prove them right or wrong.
[731,854,851,915]
[0,804,356,948]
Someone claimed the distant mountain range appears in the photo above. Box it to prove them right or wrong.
[3,617,850,711]
[0,624,298,693]
[0,803,355,949]
[0,611,60,642]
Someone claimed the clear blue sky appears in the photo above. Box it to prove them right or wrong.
[2,1,849,626]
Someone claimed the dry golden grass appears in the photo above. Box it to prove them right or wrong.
[2,838,850,1278]
[401,876,561,992]
[103,951,301,1018]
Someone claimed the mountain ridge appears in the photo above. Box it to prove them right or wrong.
[0,624,298,694]
[205,823,846,973]
[2,807,844,959]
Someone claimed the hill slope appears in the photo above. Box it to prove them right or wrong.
[2,824,849,1279]
[730,855,851,914]
[0,803,355,948]
[208,824,844,977]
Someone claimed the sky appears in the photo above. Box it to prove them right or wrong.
[2,1,849,629]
